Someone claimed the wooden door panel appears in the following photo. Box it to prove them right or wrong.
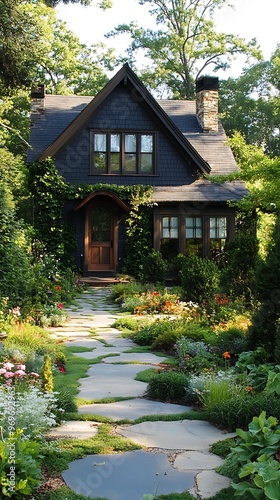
[87,204,114,271]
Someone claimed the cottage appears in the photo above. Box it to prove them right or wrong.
[28,64,246,275]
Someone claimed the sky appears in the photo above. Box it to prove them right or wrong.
[56,0,280,79]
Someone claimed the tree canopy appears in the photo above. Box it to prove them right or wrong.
[106,0,262,98]
[219,46,280,157]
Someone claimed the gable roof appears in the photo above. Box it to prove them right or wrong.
[28,64,240,184]
[30,64,214,174]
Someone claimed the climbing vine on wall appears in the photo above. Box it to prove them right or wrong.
[28,159,154,275]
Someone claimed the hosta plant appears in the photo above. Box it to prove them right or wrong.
[229,412,280,499]
[0,428,42,498]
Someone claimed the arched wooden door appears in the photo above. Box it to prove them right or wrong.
[86,201,116,271]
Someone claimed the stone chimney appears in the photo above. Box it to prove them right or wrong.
[31,84,45,114]
[196,76,219,132]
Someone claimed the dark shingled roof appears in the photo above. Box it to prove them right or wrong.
[28,95,92,163]
[151,180,247,203]
[158,100,238,176]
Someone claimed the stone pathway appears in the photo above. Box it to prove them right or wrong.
[50,287,235,499]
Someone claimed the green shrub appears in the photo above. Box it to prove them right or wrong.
[208,393,280,431]
[145,370,190,403]
[221,231,258,301]
[211,327,248,358]
[172,253,188,281]
[151,330,179,352]
[180,256,220,303]
[229,412,280,500]
[0,429,42,498]
[141,250,168,284]
[41,354,53,392]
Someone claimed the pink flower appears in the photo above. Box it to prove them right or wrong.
[0,368,7,375]
[4,372,14,379]
[16,364,26,371]
[12,307,21,316]
[5,379,13,386]
[13,370,26,377]
[3,362,14,370]
[30,372,39,378]
[57,303,64,309]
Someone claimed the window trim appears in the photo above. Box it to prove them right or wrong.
[155,208,234,259]
[90,130,157,175]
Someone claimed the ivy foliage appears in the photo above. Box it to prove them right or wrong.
[28,158,154,275]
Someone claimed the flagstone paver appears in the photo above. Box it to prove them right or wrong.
[50,286,234,499]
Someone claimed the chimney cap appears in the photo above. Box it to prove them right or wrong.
[31,84,45,99]
[196,76,219,93]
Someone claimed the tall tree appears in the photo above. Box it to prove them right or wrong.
[219,46,280,157]
[0,0,45,88]
[106,0,261,98]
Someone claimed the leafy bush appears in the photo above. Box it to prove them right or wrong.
[175,337,208,361]
[180,256,220,303]
[141,250,168,284]
[221,231,258,301]
[0,429,42,498]
[211,327,248,358]
[145,370,190,403]
[229,412,280,500]
[208,393,280,431]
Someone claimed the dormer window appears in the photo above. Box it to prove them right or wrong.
[90,131,156,175]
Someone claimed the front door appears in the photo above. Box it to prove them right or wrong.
[87,203,115,271]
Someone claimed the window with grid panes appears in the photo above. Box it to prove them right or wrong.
[210,217,227,257]
[91,131,155,174]
[185,216,203,257]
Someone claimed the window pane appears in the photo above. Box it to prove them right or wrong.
[94,134,106,151]
[160,239,179,261]
[170,228,178,238]
[210,217,227,238]
[186,217,194,229]
[141,135,153,152]
[110,153,120,172]
[110,134,120,152]
[162,228,170,238]
[186,239,203,257]
[125,134,136,152]
[170,217,178,228]
[186,228,194,238]
[162,217,169,228]
[161,216,179,238]
[218,218,227,238]
[94,153,106,172]
[124,153,136,172]
[140,153,153,173]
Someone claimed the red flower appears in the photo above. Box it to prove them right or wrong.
[57,285,61,291]
[153,291,159,296]
[57,303,64,309]
[58,366,66,373]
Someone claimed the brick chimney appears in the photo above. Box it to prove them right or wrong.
[31,84,45,114]
[196,76,219,132]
